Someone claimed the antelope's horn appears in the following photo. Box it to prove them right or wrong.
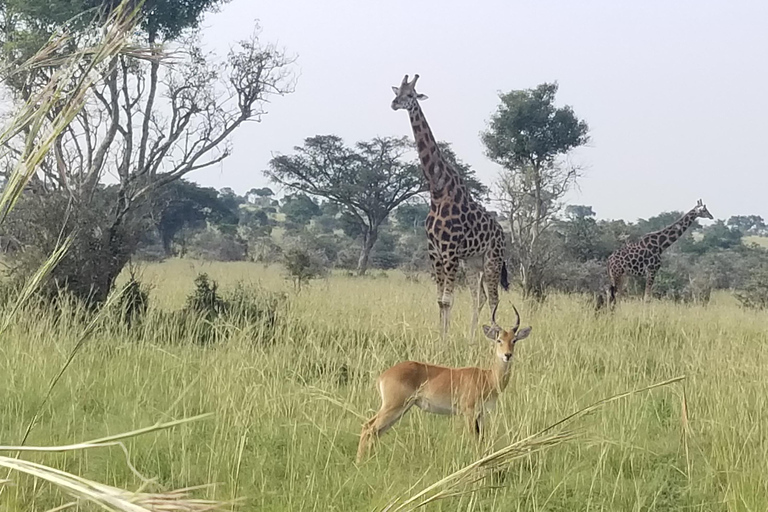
[511,305,521,332]
[491,303,499,326]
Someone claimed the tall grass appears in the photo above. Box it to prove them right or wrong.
[2,260,767,510]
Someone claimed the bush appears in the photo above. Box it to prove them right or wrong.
[283,247,326,290]
[116,271,151,326]
[734,266,768,310]
[551,259,608,295]
[186,273,226,319]
[159,273,287,345]
[187,229,247,261]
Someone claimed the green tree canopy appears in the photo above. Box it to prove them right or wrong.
[267,135,422,275]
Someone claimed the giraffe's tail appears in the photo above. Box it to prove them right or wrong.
[500,261,510,291]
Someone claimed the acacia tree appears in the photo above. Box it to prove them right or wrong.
[267,135,421,275]
[482,82,588,299]
[0,0,295,303]
[267,135,490,275]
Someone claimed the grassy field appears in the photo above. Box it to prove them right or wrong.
[1,259,767,511]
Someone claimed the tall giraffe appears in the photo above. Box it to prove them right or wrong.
[608,199,713,307]
[391,74,509,337]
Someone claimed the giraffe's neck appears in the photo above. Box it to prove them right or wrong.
[657,209,698,250]
[407,102,459,197]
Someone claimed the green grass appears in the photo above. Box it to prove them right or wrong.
[1,260,767,511]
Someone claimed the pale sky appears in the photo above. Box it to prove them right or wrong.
[194,0,767,222]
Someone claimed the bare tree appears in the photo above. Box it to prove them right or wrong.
[1,21,296,303]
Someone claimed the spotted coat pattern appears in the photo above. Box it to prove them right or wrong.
[608,200,713,306]
[392,75,509,336]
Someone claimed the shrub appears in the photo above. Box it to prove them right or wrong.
[187,229,247,261]
[160,273,288,345]
[116,271,151,326]
[734,266,768,310]
[283,247,326,291]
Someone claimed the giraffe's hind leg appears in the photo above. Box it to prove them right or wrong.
[483,251,504,324]
[644,269,657,302]
[609,272,623,310]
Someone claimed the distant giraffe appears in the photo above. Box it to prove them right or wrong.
[608,199,713,307]
[391,74,509,338]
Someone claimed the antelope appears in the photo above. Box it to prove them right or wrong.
[356,304,531,462]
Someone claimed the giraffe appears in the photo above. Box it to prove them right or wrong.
[391,74,509,338]
[607,199,713,307]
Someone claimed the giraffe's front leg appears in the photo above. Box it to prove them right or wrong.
[644,269,658,302]
[428,241,447,335]
[440,256,460,338]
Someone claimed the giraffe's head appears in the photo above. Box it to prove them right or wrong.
[693,199,714,220]
[391,74,428,111]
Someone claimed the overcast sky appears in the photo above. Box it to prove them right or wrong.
[194,0,767,222]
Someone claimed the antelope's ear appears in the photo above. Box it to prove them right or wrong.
[482,325,499,340]
[514,326,532,342]
[391,86,400,95]
[416,93,428,101]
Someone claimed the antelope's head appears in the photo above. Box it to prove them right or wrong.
[482,304,532,363]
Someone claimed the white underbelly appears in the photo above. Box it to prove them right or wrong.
[415,397,457,415]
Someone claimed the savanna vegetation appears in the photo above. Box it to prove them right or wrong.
[1,262,768,511]
[1,0,767,510]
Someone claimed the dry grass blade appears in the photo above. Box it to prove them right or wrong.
[0,0,148,224]
[386,375,686,511]
[0,413,214,453]
[0,415,231,512]
[0,236,73,336]
[0,456,232,512]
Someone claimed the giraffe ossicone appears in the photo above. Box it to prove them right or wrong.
[392,73,509,338]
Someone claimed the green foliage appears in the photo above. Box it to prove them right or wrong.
[281,193,321,227]
[0,0,230,53]
[734,248,768,309]
[728,215,766,235]
[115,271,150,326]
[267,135,422,274]
[186,229,247,261]
[394,202,429,232]
[559,205,610,262]
[154,180,239,256]
[283,247,326,290]
[482,82,589,169]
[185,273,226,318]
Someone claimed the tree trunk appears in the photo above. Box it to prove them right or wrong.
[356,227,378,276]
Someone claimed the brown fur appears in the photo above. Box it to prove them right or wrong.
[356,306,531,463]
